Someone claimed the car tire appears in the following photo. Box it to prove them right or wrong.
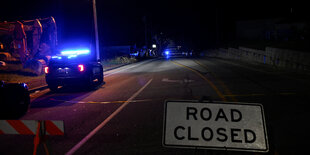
[17,92,30,115]
[97,72,103,84]
[48,84,58,92]
[86,74,94,88]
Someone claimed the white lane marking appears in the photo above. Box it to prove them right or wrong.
[65,78,153,155]
[161,78,194,84]
[49,98,151,104]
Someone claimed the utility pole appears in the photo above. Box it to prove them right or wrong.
[93,0,100,61]
[143,15,148,48]
[215,7,219,48]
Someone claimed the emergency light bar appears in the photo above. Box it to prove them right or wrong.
[52,56,62,59]
[61,49,90,56]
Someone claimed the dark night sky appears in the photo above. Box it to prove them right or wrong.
[1,0,309,49]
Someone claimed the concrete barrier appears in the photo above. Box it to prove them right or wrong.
[265,47,310,71]
[202,46,310,72]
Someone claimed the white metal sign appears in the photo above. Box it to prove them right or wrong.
[163,101,268,152]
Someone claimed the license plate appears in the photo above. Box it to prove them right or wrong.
[57,68,70,74]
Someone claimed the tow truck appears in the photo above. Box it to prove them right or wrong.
[44,49,103,91]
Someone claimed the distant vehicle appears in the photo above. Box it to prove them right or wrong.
[45,49,103,91]
[130,50,139,57]
[0,81,30,118]
[162,49,190,58]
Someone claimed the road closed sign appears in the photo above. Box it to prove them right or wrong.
[163,101,268,152]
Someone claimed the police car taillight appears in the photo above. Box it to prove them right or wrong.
[78,64,84,72]
[44,67,49,74]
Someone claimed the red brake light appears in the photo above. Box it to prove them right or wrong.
[78,64,84,72]
[44,67,49,74]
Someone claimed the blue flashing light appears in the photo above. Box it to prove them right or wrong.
[52,56,62,59]
[130,52,139,56]
[164,50,170,59]
[61,49,90,56]
[22,83,28,89]
[68,55,77,59]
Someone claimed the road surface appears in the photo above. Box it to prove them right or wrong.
[1,57,309,155]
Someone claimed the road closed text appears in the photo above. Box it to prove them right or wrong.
[163,102,268,152]
[173,107,256,143]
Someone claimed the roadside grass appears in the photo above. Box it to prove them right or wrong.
[102,56,137,71]
[0,73,44,83]
[0,63,43,83]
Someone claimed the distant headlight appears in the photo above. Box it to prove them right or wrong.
[52,56,62,60]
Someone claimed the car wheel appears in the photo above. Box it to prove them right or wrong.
[18,93,30,115]
[8,90,30,118]
[97,72,103,84]
[48,84,58,92]
[86,74,94,88]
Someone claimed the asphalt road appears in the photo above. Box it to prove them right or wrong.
[1,57,310,155]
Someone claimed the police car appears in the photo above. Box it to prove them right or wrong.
[44,49,103,91]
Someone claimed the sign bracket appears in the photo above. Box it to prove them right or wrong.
[33,121,51,155]
[198,96,213,103]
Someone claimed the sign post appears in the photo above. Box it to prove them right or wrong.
[163,100,268,153]
[92,0,100,61]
